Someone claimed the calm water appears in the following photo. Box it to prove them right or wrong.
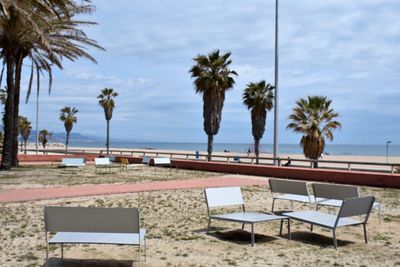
[69,141,400,157]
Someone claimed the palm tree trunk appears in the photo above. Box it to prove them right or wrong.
[24,140,27,154]
[207,134,213,161]
[106,119,110,155]
[254,138,260,164]
[1,54,16,170]
[12,54,23,167]
[65,132,70,154]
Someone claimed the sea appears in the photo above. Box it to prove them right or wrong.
[68,141,400,157]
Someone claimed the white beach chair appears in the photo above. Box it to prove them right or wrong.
[312,183,382,223]
[204,187,289,246]
[269,178,315,212]
[283,196,375,249]
[95,157,120,173]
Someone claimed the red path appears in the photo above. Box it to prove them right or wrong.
[0,176,267,203]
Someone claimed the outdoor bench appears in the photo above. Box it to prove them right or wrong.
[44,206,146,265]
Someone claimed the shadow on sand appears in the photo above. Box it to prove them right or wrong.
[42,258,134,267]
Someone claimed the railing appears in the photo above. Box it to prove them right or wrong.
[21,148,399,174]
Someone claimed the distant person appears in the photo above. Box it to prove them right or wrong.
[247,147,251,156]
[283,157,291,167]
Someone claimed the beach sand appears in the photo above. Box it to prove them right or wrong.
[0,165,400,266]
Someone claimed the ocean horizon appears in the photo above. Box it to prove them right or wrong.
[67,141,400,157]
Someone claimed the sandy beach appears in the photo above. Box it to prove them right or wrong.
[0,164,399,266]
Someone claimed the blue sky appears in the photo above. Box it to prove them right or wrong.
[18,0,400,145]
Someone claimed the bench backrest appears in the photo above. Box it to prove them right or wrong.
[269,178,310,196]
[61,158,85,166]
[95,157,110,165]
[312,183,359,200]
[142,156,151,165]
[44,206,140,233]
[154,157,171,165]
[205,187,244,208]
[337,196,375,219]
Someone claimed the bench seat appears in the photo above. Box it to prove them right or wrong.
[283,211,360,229]
[49,230,146,245]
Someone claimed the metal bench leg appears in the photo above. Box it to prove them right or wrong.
[363,224,368,243]
[279,219,283,236]
[144,236,147,262]
[310,224,314,232]
[242,223,245,230]
[271,199,276,212]
[251,223,255,246]
[61,243,64,259]
[287,219,291,240]
[207,218,211,234]
[332,229,338,249]
[138,245,141,267]
[378,205,382,224]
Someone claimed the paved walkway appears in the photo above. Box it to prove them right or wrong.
[0,176,268,203]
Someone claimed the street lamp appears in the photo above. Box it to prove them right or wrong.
[386,141,391,163]
[273,0,279,165]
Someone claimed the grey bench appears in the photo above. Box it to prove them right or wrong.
[283,196,375,249]
[44,206,146,265]
[205,187,289,246]
[269,178,315,211]
[312,183,382,223]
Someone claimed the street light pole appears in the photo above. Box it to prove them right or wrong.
[35,85,39,155]
[273,0,279,165]
[386,140,391,163]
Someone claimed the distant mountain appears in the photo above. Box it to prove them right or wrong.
[26,130,101,143]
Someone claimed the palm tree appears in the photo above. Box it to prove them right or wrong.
[18,116,31,154]
[287,96,341,168]
[189,50,237,160]
[97,88,118,154]
[243,80,274,164]
[0,0,103,170]
[59,106,78,153]
[39,129,51,151]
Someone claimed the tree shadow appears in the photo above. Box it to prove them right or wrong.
[42,258,135,267]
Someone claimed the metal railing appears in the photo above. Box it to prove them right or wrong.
[21,148,399,174]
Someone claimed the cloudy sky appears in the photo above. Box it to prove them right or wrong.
[18,0,400,145]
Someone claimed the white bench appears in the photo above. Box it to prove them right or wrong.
[44,206,146,265]
[153,157,171,167]
[95,157,121,173]
[58,158,86,168]
[204,187,289,246]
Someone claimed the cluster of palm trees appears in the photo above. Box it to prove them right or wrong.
[0,0,103,170]
[9,87,118,154]
[190,50,341,164]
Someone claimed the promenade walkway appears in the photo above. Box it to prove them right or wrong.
[0,175,267,203]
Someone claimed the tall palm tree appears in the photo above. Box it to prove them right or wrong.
[18,116,31,154]
[97,88,118,154]
[243,80,274,164]
[0,0,103,170]
[39,129,51,151]
[287,96,341,168]
[189,50,237,161]
[59,106,78,153]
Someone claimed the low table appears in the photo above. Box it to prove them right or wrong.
[210,212,289,246]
